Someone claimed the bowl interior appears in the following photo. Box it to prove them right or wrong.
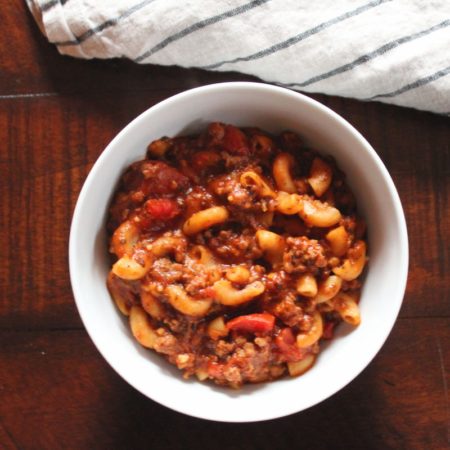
[70,83,408,422]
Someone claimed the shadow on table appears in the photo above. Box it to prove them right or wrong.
[92,349,398,450]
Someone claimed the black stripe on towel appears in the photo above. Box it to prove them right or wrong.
[40,0,70,13]
[200,0,390,70]
[368,65,450,100]
[283,19,450,88]
[135,0,270,63]
[54,0,157,46]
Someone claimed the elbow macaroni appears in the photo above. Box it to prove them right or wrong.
[182,206,229,236]
[148,235,185,260]
[107,272,131,316]
[141,290,164,320]
[296,312,323,348]
[298,196,342,227]
[332,241,367,281]
[188,245,217,266]
[287,354,316,377]
[296,274,318,297]
[240,171,276,198]
[273,153,297,193]
[110,220,139,257]
[213,279,265,306]
[256,230,285,265]
[165,285,213,317]
[308,157,333,197]
[275,192,303,215]
[314,275,343,304]
[333,292,361,326]
[326,225,350,257]
[129,306,158,349]
[112,253,152,280]
[226,266,251,284]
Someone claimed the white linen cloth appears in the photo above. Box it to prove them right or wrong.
[27,0,450,114]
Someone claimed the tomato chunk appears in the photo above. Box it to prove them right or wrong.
[141,161,190,196]
[145,198,180,220]
[226,313,275,333]
[191,150,221,171]
[275,328,305,362]
[223,125,249,155]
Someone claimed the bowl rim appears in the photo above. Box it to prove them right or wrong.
[69,81,409,422]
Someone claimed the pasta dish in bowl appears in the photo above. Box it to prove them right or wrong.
[69,82,408,421]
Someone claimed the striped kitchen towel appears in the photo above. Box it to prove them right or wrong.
[27,0,450,114]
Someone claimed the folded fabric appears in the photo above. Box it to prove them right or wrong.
[27,0,450,114]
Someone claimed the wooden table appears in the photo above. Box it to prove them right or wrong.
[1,3,449,449]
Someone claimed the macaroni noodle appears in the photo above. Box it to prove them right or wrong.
[273,152,296,193]
[183,206,229,236]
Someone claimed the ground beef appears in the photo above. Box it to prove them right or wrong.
[207,229,263,263]
[154,327,181,355]
[215,340,237,358]
[264,270,290,293]
[148,258,185,285]
[283,236,327,274]
[184,186,216,218]
[210,337,276,387]
[147,257,221,297]
[269,291,305,327]
[183,265,222,296]
[208,169,275,214]
[209,173,257,209]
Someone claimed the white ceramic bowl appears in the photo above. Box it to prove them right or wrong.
[69,82,408,422]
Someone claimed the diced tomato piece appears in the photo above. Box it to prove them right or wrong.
[140,161,190,196]
[275,328,305,362]
[223,125,249,155]
[226,313,275,334]
[144,198,180,220]
[277,327,296,345]
[191,150,221,171]
[322,321,336,340]
[207,122,225,141]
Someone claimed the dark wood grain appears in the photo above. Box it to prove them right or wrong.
[0,319,448,450]
[1,2,449,449]
[0,0,258,97]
